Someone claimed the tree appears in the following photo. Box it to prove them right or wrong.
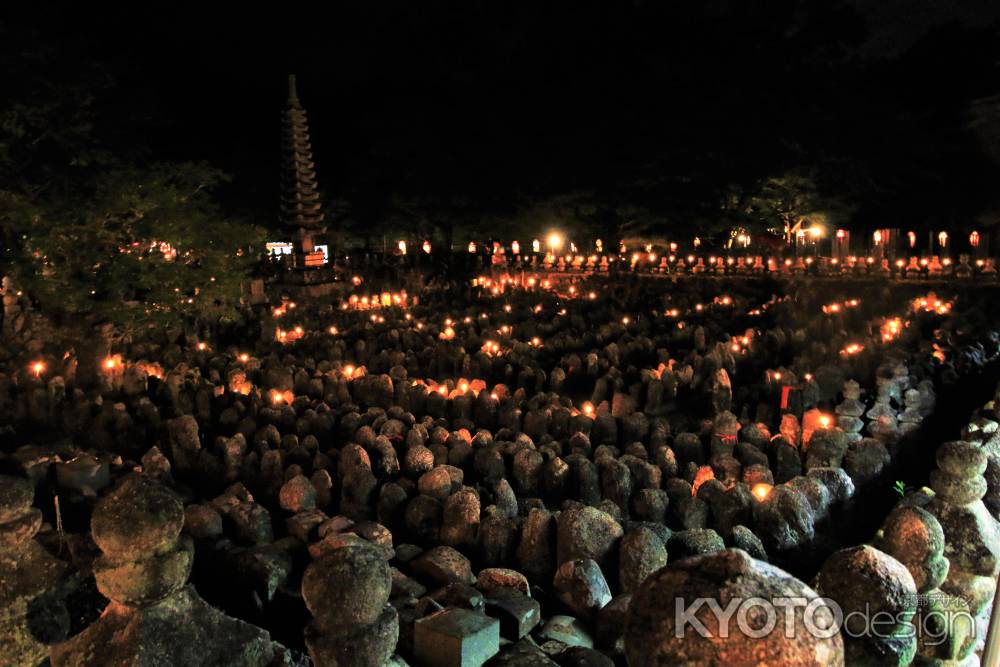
[0,27,262,354]
[7,162,264,345]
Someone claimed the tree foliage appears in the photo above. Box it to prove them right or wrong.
[0,29,262,345]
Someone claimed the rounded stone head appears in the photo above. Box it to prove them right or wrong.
[91,474,185,558]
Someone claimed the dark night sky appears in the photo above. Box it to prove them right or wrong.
[8,1,1000,229]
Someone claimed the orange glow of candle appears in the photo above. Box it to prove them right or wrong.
[691,466,715,496]
[751,483,773,502]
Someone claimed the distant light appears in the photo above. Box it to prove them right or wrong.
[546,232,564,252]
[31,361,45,377]
[468,242,477,253]
[422,240,432,254]
[873,230,882,244]
[511,240,520,255]
[938,231,948,247]
[397,240,407,255]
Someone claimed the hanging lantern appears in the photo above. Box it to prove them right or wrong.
[873,230,882,244]
[970,231,980,248]
[397,240,407,255]
[422,240,432,254]
[532,239,541,253]
[468,241,477,253]
[511,240,520,254]
[907,231,916,248]
[938,231,948,248]
[595,239,603,252]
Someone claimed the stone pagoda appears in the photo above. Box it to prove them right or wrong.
[280,74,327,269]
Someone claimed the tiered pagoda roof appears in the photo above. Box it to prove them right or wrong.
[280,75,325,233]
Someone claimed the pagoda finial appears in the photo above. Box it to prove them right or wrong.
[288,74,299,105]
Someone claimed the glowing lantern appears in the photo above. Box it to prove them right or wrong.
[595,239,603,252]
[343,364,355,379]
[970,231,980,248]
[397,240,407,255]
[669,242,678,252]
[836,229,846,239]
[818,415,832,429]
[938,231,948,247]
[239,353,250,363]
[751,483,773,502]
[31,361,45,377]
[511,240,520,255]
[532,239,541,253]
[809,226,823,238]
[546,232,564,252]
[468,242,477,253]
[422,240,432,254]
[104,357,118,370]
[582,402,595,417]
[873,230,882,244]
[908,231,916,248]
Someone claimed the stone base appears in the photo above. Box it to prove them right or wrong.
[50,585,292,667]
[305,603,399,667]
[0,541,73,667]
